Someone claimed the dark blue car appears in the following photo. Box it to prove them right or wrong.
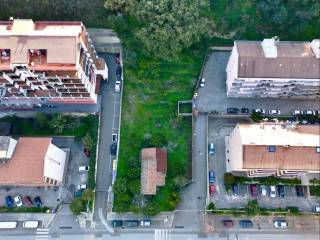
[209,171,215,183]
[5,196,14,208]
[34,196,42,208]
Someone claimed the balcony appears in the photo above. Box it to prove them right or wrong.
[0,49,10,70]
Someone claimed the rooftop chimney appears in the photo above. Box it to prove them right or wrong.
[261,37,278,58]
[310,39,320,58]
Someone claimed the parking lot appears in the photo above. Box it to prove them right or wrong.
[207,116,320,212]
[0,137,90,208]
[197,51,320,115]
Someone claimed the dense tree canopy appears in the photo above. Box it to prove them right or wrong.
[105,0,210,60]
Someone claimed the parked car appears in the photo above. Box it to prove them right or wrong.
[250,184,258,198]
[269,109,281,115]
[295,185,304,197]
[34,196,42,208]
[5,196,14,208]
[277,185,285,198]
[116,65,122,78]
[208,142,215,155]
[124,220,139,227]
[77,184,87,190]
[209,184,216,196]
[270,186,277,198]
[222,220,234,228]
[115,80,121,92]
[253,109,265,114]
[22,196,33,207]
[115,53,121,64]
[112,133,118,143]
[79,166,89,172]
[208,171,215,184]
[303,110,316,115]
[14,195,23,207]
[313,206,320,213]
[231,184,239,196]
[260,185,267,197]
[110,142,117,156]
[292,110,302,115]
[274,220,288,228]
[239,220,253,228]
[227,108,239,114]
[140,220,151,226]
[83,148,90,157]
[112,220,123,227]
[241,108,249,114]
[200,78,205,87]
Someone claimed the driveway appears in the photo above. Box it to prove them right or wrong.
[197,51,320,114]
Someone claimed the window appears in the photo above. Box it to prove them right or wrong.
[317,147,320,153]
[268,145,276,152]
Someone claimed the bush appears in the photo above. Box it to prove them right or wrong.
[245,200,261,216]
[70,198,85,216]
[251,112,263,122]
[142,202,161,216]
[285,207,300,215]
[0,206,49,213]
[310,185,320,197]
[207,202,215,212]
[310,178,320,185]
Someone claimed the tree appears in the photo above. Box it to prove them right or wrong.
[173,175,188,189]
[35,112,48,128]
[113,177,127,195]
[207,202,215,212]
[82,132,95,150]
[245,200,261,216]
[166,191,180,210]
[70,198,85,216]
[128,179,141,195]
[49,113,67,134]
[82,188,94,202]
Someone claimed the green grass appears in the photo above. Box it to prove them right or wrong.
[310,185,320,197]
[0,206,50,213]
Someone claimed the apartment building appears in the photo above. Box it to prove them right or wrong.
[0,19,108,105]
[226,38,320,98]
[225,123,320,178]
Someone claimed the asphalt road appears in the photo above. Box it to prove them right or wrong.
[93,52,121,228]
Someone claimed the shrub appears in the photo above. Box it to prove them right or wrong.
[245,200,261,216]
[70,198,85,216]
[251,112,263,122]
[207,202,215,212]
[310,185,320,197]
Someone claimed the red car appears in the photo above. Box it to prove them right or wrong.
[115,53,120,64]
[250,184,258,198]
[22,196,33,207]
[83,148,90,157]
[222,220,234,227]
[209,184,216,195]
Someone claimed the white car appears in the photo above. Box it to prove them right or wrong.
[274,220,288,228]
[254,109,265,114]
[14,195,23,207]
[77,184,87,190]
[78,166,89,172]
[270,186,276,198]
[115,81,121,92]
[269,109,281,115]
[313,206,320,213]
[292,110,302,115]
[303,110,316,115]
[140,220,151,226]
[260,185,267,196]
[200,78,205,87]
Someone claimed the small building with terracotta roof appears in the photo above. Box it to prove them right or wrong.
[226,123,320,178]
[0,136,67,186]
[141,148,167,195]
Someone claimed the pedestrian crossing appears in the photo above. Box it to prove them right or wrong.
[154,229,171,240]
[34,228,50,239]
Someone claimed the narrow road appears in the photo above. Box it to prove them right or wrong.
[93,53,121,228]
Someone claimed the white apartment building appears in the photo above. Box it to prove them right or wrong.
[225,124,320,178]
[226,38,320,98]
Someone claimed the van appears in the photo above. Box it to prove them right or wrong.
[23,221,39,229]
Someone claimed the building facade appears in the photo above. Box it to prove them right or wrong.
[0,19,108,106]
[226,38,320,98]
[225,124,320,178]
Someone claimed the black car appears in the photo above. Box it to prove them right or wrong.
[277,185,285,198]
[110,142,117,156]
[231,184,239,196]
[112,220,123,227]
[34,196,42,208]
[227,108,239,114]
[116,65,122,78]
[241,108,249,114]
[295,185,304,197]
[239,220,253,228]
